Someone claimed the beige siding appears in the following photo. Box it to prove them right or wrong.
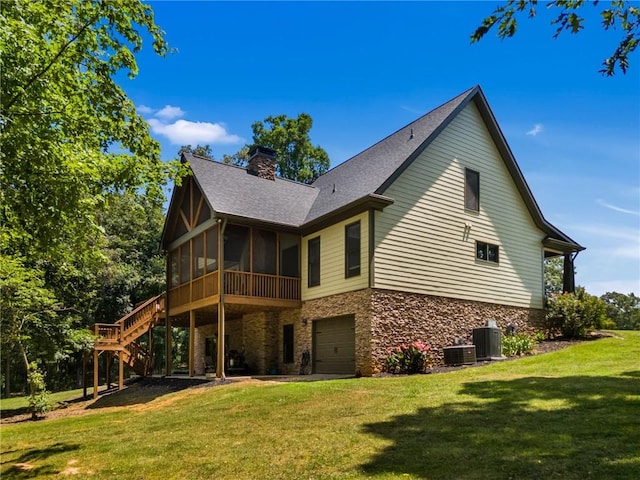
[374,102,545,309]
[302,212,369,300]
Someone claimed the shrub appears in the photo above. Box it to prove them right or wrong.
[27,363,51,420]
[545,287,608,338]
[384,341,430,374]
[502,333,536,357]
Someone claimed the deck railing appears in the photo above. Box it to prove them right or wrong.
[169,270,300,309]
[94,293,165,347]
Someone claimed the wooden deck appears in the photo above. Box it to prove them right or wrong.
[168,270,301,316]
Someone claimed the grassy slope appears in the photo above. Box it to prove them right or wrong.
[0,389,85,412]
[1,331,638,479]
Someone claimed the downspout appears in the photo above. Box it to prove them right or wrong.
[216,218,227,379]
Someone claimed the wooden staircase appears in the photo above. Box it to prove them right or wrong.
[93,293,165,395]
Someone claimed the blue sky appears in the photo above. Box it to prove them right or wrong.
[123,1,639,296]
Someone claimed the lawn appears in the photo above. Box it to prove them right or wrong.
[0,389,86,413]
[1,331,638,479]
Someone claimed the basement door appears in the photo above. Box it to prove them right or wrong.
[313,315,355,374]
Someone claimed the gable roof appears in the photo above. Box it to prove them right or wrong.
[185,153,318,229]
[306,87,475,223]
[172,86,582,253]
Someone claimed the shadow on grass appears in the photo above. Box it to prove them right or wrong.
[1,443,79,478]
[87,377,213,409]
[362,373,640,479]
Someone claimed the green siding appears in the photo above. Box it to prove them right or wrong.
[374,102,545,309]
[302,212,369,301]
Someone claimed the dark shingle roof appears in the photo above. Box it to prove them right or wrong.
[182,85,582,251]
[306,87,476,222]
[185,153,318,228]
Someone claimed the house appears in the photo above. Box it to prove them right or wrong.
[93,85,583,389]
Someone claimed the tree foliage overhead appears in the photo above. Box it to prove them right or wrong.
[248,113,330,184]
[471,0,640,75]
[0,0,183,392]
[0,0,184,264]
[178,144,215,160]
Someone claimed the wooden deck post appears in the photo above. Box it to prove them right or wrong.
[118,351,124,391]
[93,349,99,399]
[217,218,227,379]
[165,316,172,376]
[189,310,195,377]
[82,352,87,399]
[106,352,112,389]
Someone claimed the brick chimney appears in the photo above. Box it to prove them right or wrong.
[247,146,276,180]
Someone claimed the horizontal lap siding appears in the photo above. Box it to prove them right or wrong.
[302,212,369,301]
[374,103,544,309]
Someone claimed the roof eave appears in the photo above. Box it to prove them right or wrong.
[301,193,394,236]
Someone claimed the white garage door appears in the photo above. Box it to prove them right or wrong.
[313,315,355,374]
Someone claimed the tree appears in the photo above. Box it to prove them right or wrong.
[249,113,330,184]
[600,292,640,330]
[0,0,184,393]
[178,144,215,160]
[544,257,564,296]
[471,1,640,75]
[91,193,166,324]
[222,146,250,167]
[0,0,184,266]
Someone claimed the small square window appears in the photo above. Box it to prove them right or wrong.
[476,241,499,263]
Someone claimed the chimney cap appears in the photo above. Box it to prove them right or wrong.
[248,145,276,160]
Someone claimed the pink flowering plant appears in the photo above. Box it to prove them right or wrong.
[384,341,431,374]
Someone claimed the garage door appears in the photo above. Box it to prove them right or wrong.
[313,315,355,374]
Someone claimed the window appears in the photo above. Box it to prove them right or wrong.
[345,221,361,278]
[205,226,218,273]
[280,233,300,278]
[465,168,480,211]
[308,237,320,287]
[180,242,191,284]
[476,241,499,263]
[193,234,204,278]
[283,324,294,364]
[252,229,277,275]
[169,250,179,288]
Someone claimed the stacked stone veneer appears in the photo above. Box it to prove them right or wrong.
[370,289,544,374]
[190,287,543,376]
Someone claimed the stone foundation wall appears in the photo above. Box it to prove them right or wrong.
[277,309,305,375]
[371,289,544,373]
[242,312,278,374]
[300,288,374,376]
[193,319,243,375]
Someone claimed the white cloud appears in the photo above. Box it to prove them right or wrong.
[526,123,544,136]
[155,105,185,120]
[148,118,244,145]
[597,199,640,216]
[137,104,154,115]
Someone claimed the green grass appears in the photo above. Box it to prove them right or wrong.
[1,331,639,479]
[0,388,85,412]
